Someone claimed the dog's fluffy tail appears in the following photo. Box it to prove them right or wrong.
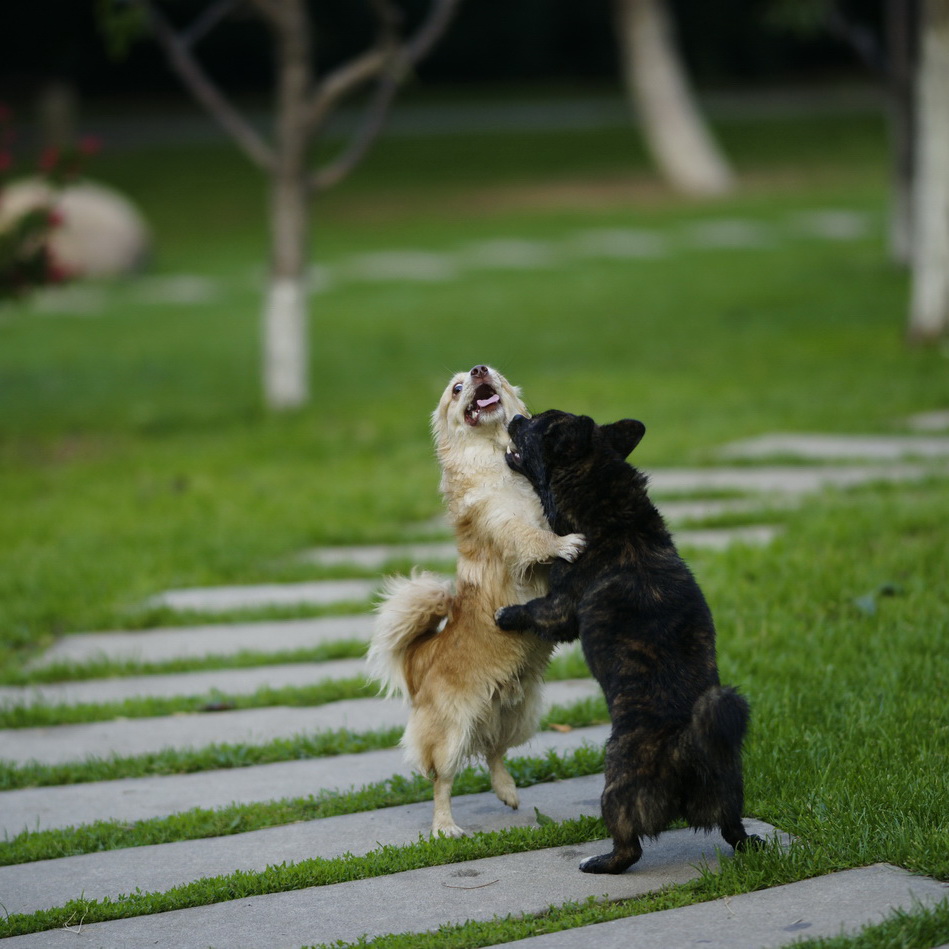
[366,569,453,700]
[686,684,749,764]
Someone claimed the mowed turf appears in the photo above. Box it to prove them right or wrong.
[0,93,947,945]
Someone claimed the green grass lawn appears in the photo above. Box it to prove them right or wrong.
[0,94,947,946]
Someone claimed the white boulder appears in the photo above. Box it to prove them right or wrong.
[0,178,151,278]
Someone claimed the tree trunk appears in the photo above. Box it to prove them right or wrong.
[909,0,949,342]
[886,0,918,266]
[263,0,312,409]
[263,168,310,409]
[614,0,734,196]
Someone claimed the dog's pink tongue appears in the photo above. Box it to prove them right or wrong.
[477,394,500,409]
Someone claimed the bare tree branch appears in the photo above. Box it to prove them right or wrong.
[245,0,290,29]
[304,0,462,131]
[404,0,463,63]
[306,0,462,190]
[135,0,275,170]
[180,0,237,49]
[310,72,401,192]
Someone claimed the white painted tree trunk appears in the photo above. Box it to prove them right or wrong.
[615,0,734,196]
[909,0,949,341]
[263,274,309,408]
[262,0,311,409]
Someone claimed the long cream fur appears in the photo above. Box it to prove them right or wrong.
[367,365,584,837]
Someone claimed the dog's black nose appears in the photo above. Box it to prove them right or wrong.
[470,365,489,378]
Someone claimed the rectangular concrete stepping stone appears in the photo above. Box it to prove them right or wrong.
[298,521,780,570]
[145,578,379,613]
[0,659,369,710]
[905,409,949,431]
[0,774,610,916]
[502,864,949,949]
[0,818,785,948]
[721,433,949,461]
[658,497,796,521]
[647,463,940,496]
[0,725,612,836]
[29,615,375,669]
[0,680,602,767]
[674,525,779,549]
[299,541,457,568]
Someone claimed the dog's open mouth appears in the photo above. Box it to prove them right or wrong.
[464,384,501,426]
[505,446,523,471]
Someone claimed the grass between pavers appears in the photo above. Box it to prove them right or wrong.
[0,640,370,687]
[0,645,592,728]
[781,898,949,949]
[0,745,606,866]
[0,676,372,728]
[1,816,611,938]
[302,883,949,949]
[0,696,609,789]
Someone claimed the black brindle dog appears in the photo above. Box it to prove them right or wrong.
[496,410,763,873]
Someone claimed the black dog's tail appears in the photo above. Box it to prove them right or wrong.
[686,685,750,765]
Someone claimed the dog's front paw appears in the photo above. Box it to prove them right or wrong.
[495,605,528,631]
[556,533,586,563]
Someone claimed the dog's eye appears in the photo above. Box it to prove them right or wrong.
[452,383,463,396]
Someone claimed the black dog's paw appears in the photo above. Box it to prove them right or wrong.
[495,605,529,631]
[579,850,639,874]
[734,833,766,853]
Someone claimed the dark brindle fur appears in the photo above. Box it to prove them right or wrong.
[496,410,762,873]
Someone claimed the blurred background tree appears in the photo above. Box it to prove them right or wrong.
[97,0,462,410]
[614,0,734,196]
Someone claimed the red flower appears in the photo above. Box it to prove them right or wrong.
[0,151,12,173]
[79,135,102,156]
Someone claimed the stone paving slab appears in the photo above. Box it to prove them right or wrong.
[503,864,948,949]
[0,819,785,948]
[0,679,603,766]
[659,497,797,520]
[29,615,376,669]
[300,541,457,568]
[145,578,380,613]
[672,525,780,550]
[904,409,949,431]
[647,463,941,496]
[298,524,780,572]
[0,774,609,915]
[0,724,612,836]
[0,659,371,709]
[721,433,949,460]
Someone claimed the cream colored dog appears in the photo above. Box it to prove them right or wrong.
[367,365,585,837]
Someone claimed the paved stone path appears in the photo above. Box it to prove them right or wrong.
[28,205,880,317]
[1,421,947,947]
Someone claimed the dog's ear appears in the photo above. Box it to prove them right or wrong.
[602,419,646,458]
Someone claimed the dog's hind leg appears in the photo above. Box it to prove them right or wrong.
[487,753,519,810]
[580,741,646,874]
[720,816,765,853]
[428,734,468,838]
[431,768,466,838]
